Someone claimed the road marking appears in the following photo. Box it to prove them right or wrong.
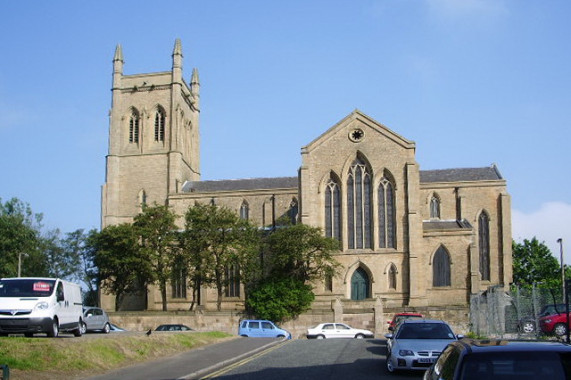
[200,340,291,379]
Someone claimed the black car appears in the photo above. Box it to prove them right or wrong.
[424,339,571,380]
[155,324,194,332]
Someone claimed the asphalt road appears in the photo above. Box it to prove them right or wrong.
[205,339,424,380]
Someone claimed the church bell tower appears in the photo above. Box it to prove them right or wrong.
[102,39,200,228]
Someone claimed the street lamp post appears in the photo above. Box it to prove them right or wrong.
[558,238,565,303]
[17,252,28,277]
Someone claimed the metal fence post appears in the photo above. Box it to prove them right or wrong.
[0,364,9,380]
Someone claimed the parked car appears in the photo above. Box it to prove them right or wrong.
[238,320,291,339]
[539,312,571,336]
[82,307,111,334]
[307,323,374,339]
[385,319,461,373]
[518,303,567,333]
[109,323,126,332]
[155,324,194,331]
[424,339,571,380]
[387,312,424,331]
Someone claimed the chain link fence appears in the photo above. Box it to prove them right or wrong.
[470,284,566,339]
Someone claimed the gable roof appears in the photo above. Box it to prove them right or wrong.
[182,176,298,193]
[419,165,503,183]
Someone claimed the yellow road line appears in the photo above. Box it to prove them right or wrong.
[201,340,291,379]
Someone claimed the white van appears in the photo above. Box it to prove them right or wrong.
[0,277,84,337]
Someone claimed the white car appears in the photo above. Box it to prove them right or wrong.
[307,323,374,339]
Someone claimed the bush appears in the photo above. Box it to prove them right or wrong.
[246,277,314,322]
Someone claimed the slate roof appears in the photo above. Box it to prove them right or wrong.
[182,177,298,193]
[419,165,503,183]
[423,219,473,231]
[181,166,503,193]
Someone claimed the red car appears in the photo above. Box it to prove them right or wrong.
[539,312,571,336]
[387,312,423,331]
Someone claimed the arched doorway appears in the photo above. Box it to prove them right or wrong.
[351,267,370,300]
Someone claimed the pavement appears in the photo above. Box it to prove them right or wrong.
[84,337,286,380]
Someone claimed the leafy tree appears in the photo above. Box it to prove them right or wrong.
[92,223,153,311]
[43,229,82,280]
[246,277,314,322]
[183,203,260,311]
[512,238,561,288]
[263,224,341,282]
[65,229,100,305]
[133,204,179,311]
[0,197,47,277]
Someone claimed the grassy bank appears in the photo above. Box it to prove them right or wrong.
[0,331,234,379]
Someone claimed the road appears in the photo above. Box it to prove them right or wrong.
[205,339,424,380]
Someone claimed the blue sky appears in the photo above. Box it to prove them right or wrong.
[1,1,570,261]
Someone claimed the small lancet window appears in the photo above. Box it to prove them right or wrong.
[240,201,249,220]
[154,108,166,142]
[388,264,397,290]
[129,110,140,144]
[430,196,440,219]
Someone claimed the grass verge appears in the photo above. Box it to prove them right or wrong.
[0,331,234,379]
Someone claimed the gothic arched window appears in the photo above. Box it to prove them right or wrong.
[129,109,140,144]
[378,176,396,248]
[240,201,249,220]
[347,158,372,249]
[430,195,440,219]
[171,257,187,299]
[225,265,240,297]
[154,107,166,142]
[433,246,451,287]
[289,198,298,225]
[479,212,491,281]
[325,177,341,241]
[388,264,397,290]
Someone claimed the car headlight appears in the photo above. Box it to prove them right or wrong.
[35,302,49,310]
[399,350,414,356]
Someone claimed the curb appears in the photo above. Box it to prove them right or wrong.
[177,337,288,380]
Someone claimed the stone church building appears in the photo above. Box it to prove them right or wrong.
[101,40,512,313]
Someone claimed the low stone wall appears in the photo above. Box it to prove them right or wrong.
[109,304,470,339]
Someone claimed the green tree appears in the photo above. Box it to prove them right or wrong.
[133,204,179,311]
[92,223,153,311]
[65,229,100,305]
[183,203,260,311]
[512,238,561,288]
[0,197,47,277]
[263,224,341,282]
[246,277,314,322]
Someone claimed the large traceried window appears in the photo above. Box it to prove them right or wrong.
[171,259,187,299]
[378,175,396,248]
[430,195,440,219]
[225,265,240,297]
[154,107,166,142]
[433,246,451,287]
[325,176,341,241]
[129,109,140,144]
[479,211,490,281]
[347,158,372,249]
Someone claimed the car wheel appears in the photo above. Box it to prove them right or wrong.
[554,323,568,336]
[316,334,325,339]
[73,321,84,337]
[520,321,535,333]
[47,319,59,338]
[103,323,111,334]
[80,322,87,335]
[386,353,395,373]
[355,333,365,339]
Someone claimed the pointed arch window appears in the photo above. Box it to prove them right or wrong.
[138,190,147,212]
[325,177,341,241]
[479,212,491,281]
[129,109,140,144]
[347,158,372,249]
[430,195,440,219]
[154,107,166,142]
[433,246,451,287]
[289,198,298,225]
[378,176,396,248]
[240,201,249,220]
[351,267,370,300]
[388,264,397,290]
[171,257,187,299]
[225,265,240,297]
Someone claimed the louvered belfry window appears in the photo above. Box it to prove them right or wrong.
[347,158,372,249]
[129,110,140,143]
[154,108,166,142]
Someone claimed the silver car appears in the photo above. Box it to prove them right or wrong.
[82,306,111,334]
[385,319,460,373]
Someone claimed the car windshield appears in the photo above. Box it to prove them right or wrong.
[396,323,455,339]
[460,351,570,380]
[0,279,56,297]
